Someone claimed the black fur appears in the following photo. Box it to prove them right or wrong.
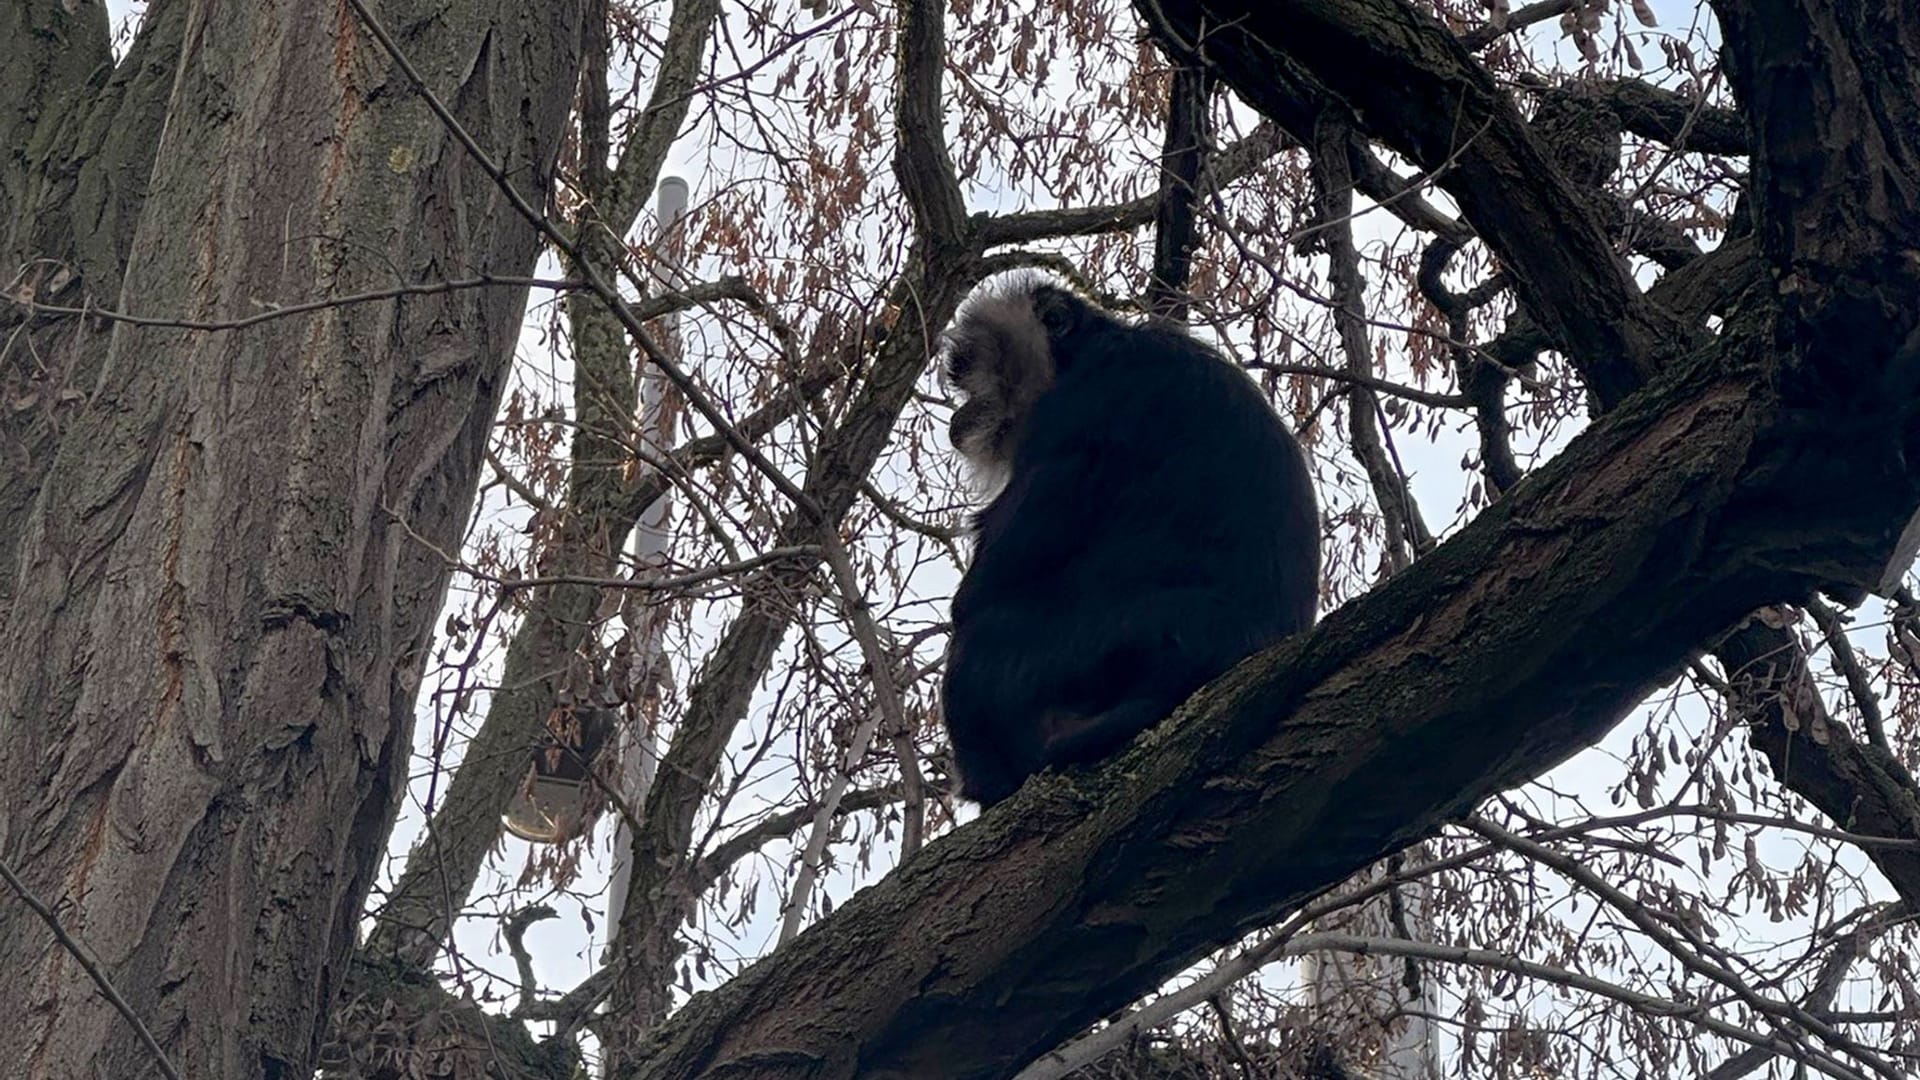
[941,275,1320,806]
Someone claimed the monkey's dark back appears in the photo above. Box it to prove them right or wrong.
[943,314,1319,805]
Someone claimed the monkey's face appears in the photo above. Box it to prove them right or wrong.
[941,288,1055,477]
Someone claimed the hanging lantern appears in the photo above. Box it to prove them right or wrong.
[503,706,617,843]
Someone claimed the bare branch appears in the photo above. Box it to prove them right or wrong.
[454,546,827,597]
[1704,902,1908,1080]
[503,904,560,1007]
[1311,117,1434,572]
[1468,818,1897,1078]
[981,124,1287,247]
[692,786,907,895]
[1023,930,1872,1080]
[1805,596,1891,751]
[1457,0,1579,50]
[1418,238,1521,494]
[1147,59,1213,319]
[0,854,182,1080]
[5,275,583,332]
[1246,360,1470,409]
[779,538,916,943]
[600,0,724,232]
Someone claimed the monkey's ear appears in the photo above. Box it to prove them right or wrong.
[1031,286,1088,340]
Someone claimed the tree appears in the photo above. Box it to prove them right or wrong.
[4,1,1917,1079]
[0,1,583,1076]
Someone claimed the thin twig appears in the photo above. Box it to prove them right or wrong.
[1020,931,1871,1080]
[778,537,916,942]
[0,856,183,1080]
[1469,817,1898,1079]
[691,784,906,894]
[1243,360,1469,408]
[5,275,581,332]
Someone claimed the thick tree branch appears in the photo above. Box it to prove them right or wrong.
[1146,60,1212,319]
[600,0,722,232]
[1709,1,1920,408]
[1,1,186,617]
[1666,3,1920,913]
[894,0,968,251]
[1138,0,1692,408]
[1578,77,1748,157]
[1203,5,1920,929]
[2,1,585,1073]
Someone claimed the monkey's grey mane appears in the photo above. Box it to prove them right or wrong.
[940,272,1066,499]
[941,271,1059,386]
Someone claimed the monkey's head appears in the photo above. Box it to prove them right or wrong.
[941,273,1104,488]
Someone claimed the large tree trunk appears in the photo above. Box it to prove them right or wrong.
[0,3,582,1077]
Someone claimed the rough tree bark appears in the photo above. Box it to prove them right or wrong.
[0,2,582,1078]
[622,1,1920,1077]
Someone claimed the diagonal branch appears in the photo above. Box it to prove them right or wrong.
[601,0,991,1044]
[1312,117,1433,571]
[981,123,1286,247]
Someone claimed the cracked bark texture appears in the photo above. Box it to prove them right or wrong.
[0,2,582,1077]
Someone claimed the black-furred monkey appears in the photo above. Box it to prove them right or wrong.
[941,273,1320,806]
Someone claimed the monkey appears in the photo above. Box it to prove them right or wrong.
[939,272,1320,807]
